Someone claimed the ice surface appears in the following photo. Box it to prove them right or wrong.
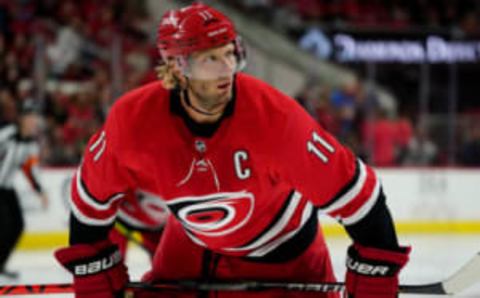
[1,235,479,297]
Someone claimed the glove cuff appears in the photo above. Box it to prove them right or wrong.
[55,241,129,297]
[55,241,123,276]
[347,244,410,277]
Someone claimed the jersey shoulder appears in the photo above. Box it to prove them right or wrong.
[237,73,303,121]
[110,80,170,123]
[235,73,307,128]
[102,81,172,154]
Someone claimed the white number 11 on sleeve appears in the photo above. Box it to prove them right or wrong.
[307,131,335,163]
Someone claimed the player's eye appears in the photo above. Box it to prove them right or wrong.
[204,55,217,63]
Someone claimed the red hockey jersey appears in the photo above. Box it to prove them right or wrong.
[70,73,379,259]
[116,189,169,231]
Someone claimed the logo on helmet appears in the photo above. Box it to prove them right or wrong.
[162,13,179,27]
[208,27,228,37]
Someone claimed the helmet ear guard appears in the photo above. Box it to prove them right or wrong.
[234,36,247,72]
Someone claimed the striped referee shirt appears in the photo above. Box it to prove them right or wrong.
[0,124,42,192]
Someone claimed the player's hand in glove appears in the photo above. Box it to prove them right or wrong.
[345,243,410,298]
[55,240,129,298]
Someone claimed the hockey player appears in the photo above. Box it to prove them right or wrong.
[55,3,410,298]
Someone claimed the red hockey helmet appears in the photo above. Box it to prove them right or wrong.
[157,3,246,79]
[157,3,208,59]
[157,9,180,61]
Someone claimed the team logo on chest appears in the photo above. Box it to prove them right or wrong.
[167,191,254,237]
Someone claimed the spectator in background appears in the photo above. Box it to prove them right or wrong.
[458,11,480,37]
[403,123,438,166]
[297,81,339,134]
[363,106,399,167]
[43,125,78,166]
[395,112,414,164]
[0,88,17,126]
[46,16,84,76]
[16,79,34,107]
[271,1,304,35]
[294,78,322,120]
[11,34,33,77]
[315,85,339,134]
[330,77,362,142]
[240,0,275,22]
[459,122,480,166]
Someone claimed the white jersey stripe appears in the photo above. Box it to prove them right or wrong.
[69,194,117,226]
[185,231,207,247]
[75,167,124,211]
[319,160,367,214]
[224,191,303,252]
[89,131,105,152]
[93,139,106,162]
[117,209,152,229]
[342,176,381,225]
[248,202,314,257]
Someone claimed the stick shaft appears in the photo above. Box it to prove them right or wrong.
[4,252,478,296]
[0,283,73,295]
[0,280,446,296]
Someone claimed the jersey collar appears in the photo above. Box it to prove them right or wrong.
[169,76,237,138]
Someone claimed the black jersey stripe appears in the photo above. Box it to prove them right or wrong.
[317,158,361,210]
[76,168,125,209]
[244,205,318,263]
[231,190,297,250]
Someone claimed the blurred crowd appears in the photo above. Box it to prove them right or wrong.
[1,0,479,167]
[295,78,480,167]
[230,0,480,37]
[0,0,157,165]
[295,78,426,167]
[229,0,480,167]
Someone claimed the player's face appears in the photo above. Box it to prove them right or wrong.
[188,43,237,80]
[20,113,40,137]
[186,43,236,111]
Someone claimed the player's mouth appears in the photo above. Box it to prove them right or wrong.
[217,81,231,90]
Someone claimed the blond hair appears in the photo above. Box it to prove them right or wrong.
[155,61,179,90]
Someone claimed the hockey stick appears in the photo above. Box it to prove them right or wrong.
[113,222,152,255]
[128,251,480,296]
[1,252,479,296]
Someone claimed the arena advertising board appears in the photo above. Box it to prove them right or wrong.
[14,168,480,234]
[299,28,480,63]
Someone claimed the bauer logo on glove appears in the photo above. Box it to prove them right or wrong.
[72,248,122,276]
[345,244,403,277]
[346,255,394,276]
[57,242,124,277]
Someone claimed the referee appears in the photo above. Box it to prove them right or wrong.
[0,102,48,279]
